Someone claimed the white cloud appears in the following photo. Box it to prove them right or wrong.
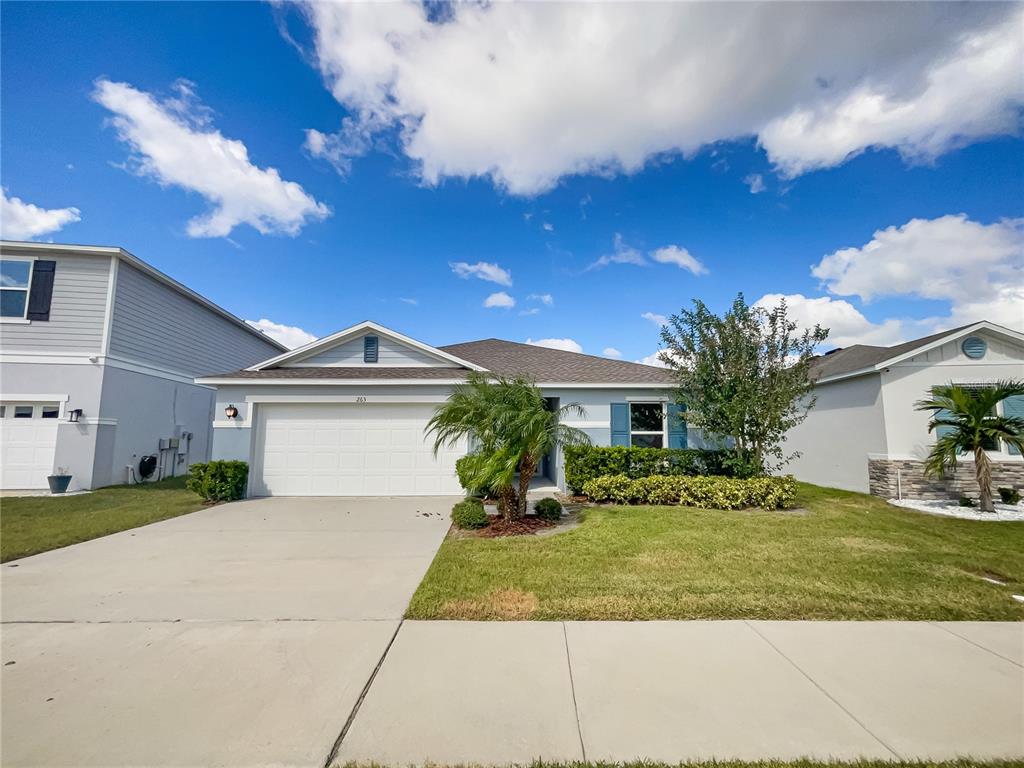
[642,312,668,327]
[542,222,554,232]
[450,260,513,286]
[603,347,622,358]
[636,351,668,368]
[519,307,540,316]
[649,245,708,275]
[744,173,765,194]
[752,293,906,348]
[528,293,554,306]
[526,337,583,353]
[93,79,329,238]
[812,214,1023,331]
[245,318,318,349]
[484,291,516,309]
[0,190,81,240]
[587,233,645,271]
[399,297,418,305]
[298,3,1022,194]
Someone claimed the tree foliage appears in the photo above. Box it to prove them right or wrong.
[426,372,591,519]
[915,381,1024,513]
[659,293,828,473]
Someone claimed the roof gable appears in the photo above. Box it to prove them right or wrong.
[812,321,1024,383]
[247,321,487,371]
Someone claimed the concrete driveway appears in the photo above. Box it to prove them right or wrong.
[1,496,452,768]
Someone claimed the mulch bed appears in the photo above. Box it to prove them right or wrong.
[472,516,555,538]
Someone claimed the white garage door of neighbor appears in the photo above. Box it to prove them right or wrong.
[253,402,466,496]
[0,407,60,489]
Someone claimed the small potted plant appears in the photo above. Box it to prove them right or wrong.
[47,467,72,494]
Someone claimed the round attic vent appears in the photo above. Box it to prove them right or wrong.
[961,336,987,359]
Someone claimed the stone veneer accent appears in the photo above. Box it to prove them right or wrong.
[869,457,1024,500]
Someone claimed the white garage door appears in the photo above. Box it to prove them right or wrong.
[0,403,60,489]
[253,402,466,496]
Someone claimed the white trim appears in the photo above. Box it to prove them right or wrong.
[0,240,287,353]
[244,394,450,404]
[0,351,96,365]
[246,320,488,372]
[0,351,214,388]
[0,318,31,325]
[195,376,671,388]
[59,417,118,427]
[101,255,119,355]
[212,421,252,429]
[562,420,610,429]
[1,393,69,403]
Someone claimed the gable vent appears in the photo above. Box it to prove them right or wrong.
[363,335,379,363]
[961,336,987,360]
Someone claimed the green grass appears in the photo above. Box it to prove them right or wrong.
[407,483,1024,621]
[1,477,206,562]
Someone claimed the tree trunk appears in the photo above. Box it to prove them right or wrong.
[516,454,537,519]
[498,485,519,522]
[974,445,994,513]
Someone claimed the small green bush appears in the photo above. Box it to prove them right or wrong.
[581,473,797,510]
[997,487,1021,505]
[451,498,489,529]
[186,461,248,502]
[533,497,563,521]
[958,496,976,508]
[564,445,747,493]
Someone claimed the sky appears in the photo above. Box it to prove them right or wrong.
[1,1,1022,363]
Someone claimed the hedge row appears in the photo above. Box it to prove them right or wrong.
[186,460,248,502]
[581,474,797,510]
[564,445,740,493]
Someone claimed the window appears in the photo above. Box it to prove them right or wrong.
[13,405,34,419]
[0,405,5,418]
[363,335,379,363]
[630,402,665,448]
[0,259,33,318]
[41,405,60,419]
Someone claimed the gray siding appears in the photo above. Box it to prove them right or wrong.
[0,251,110,352]
[108,263,280,376]
[289,333,458,367]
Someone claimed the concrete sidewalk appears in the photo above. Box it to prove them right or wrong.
[336,620,1024,765]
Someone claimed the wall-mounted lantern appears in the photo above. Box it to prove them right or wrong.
[67,408,83,423]
[224,404,239,419]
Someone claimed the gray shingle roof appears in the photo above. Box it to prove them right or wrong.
[439,339,674,384]
[204,339,674,384]
[810,324,974,380]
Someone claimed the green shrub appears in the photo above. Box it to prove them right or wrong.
[186,461,248,502]
[563,445,745,493]
[997,487,1021,505]
[533,497,563,521]
[455,454,487,496]
[451,498,489,529]
[958,496,976,508]
[581,473,797,510]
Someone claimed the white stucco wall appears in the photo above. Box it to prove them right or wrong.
[879,330,1024,460]
[781,374,886,492]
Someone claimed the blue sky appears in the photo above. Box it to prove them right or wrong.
[2,1,1021,360]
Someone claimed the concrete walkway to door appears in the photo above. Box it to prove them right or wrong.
[1,496,452,768]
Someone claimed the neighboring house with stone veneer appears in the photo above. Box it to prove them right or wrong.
[782,321,1024,499]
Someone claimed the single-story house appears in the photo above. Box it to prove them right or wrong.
[197,321,685,496]
[783,321,1024,499]
[0,241,286,490]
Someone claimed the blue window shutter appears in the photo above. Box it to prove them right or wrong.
[363,335,379,363]
[610,403,629,446]
[1004,395,1024,454]
[667,403,687,449]
[934,408,955,439]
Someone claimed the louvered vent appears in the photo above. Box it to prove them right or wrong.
[961,336,987,359]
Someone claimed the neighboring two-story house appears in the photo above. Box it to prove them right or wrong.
[0,241,285,491]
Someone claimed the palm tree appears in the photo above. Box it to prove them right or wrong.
[915,381,1024,512]
[426,372,591,519]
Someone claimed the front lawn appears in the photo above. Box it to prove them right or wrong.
[407,483,1024,621]
[0,477,206,562]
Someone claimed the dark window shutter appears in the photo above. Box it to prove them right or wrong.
[26,260,56,321]
[667,403,687,448]
[363,335,379,363]
[610,402,629,446]
[1004,395,1024,455]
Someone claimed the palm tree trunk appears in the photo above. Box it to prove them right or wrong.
[974,445,994,513]
[516,455,537,519]
[498,486,518,522]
